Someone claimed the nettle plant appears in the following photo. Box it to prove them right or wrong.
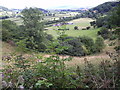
[34,38,74,88]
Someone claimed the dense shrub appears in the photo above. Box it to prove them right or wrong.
[45,34,54,41]
[64,39,85,56]
[2,20,19,41]
[96,16,110,28]
[57,36,86,56]
[112,28,120,40]
[97,27,110,39]
[90,21,96,26]
[58,35,105,56]
[0,16,9,19]
[109,34,118,40]
[95,36,105,52]
[2,29,11,41]
[78,36,96,54]
[74,26,79,30]
[57,35,105,56]
[86,26,90,30]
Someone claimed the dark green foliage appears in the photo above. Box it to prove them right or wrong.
[21,7,47,52]
[2,20,19,41]
[58,35,105,56]
[34,55,73,88]
[109,4,120,27]
[109,34,118,40]
[2,28,11,41]
[95,2,120,29]
[78,36,96,54]
[64,38,85,56]
[90,21,96,26]
[77,2,119,19]
[95,3,120,41]
[16,39,29,53]
[0,16,9,19]
[58,36,86,56]
[96,16,110,28]
[74,26,79,30]
[91,2,119,14]
[95,37,105,52]
[97,27,110,39]
[86,26,90,30]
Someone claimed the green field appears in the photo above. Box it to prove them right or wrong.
[46,18,100,40]
[46,28,100,40]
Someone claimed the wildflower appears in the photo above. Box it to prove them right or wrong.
[18,85,24,89]
[37,59,42,62]
[2,74,4,78]
[2,81,7,88]
[7,76,10,78]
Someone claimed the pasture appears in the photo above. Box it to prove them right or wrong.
[46,18,100,40]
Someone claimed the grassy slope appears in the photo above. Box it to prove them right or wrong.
[2,41,16,55]
[2,39,115,69]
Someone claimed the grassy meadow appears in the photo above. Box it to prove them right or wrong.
[46,18,100,40]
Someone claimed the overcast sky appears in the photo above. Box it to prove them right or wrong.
[0,0,116,9]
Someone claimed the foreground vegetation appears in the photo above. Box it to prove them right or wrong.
[2,45,120,88]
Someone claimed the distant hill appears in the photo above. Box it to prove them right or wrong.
[90,1,120,14]
[0,6,21,19]
[0,6,49,19]
[0,6,11,11]
[54,8,89,12]
[38,8,48,13]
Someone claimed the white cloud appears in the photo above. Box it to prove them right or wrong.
[0,0,112,9]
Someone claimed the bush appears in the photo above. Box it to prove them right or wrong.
[2,29,11,41]
[2,20,19,41]
[57,35,105,56]
[58,37,86,56]
[95,36,105,52]
[109,34,118,40]
[113,28,120,40]
[74,26,79,30]
[97,27,110,39]
[86,26,90,30]
[78,36,96,54]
